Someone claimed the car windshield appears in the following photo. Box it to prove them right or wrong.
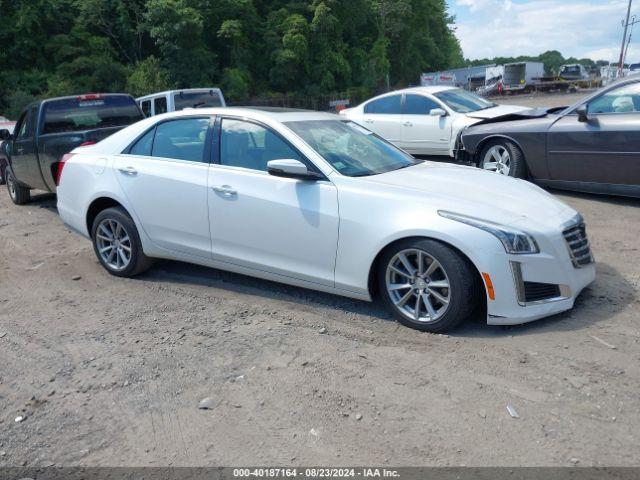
[434,89,496,113]
[285,120,422,177]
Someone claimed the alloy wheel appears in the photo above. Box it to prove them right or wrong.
[385,248,451,323]
[95,218,132,271]
[6,170,17,200]
[483,145,511,175]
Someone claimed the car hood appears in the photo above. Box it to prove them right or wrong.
[465,104,529,119]
[361,162,576,231]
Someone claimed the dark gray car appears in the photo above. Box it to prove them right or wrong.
[460,77,640,198]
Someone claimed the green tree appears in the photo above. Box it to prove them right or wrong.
[0,0,468,114]
[126,56,173,97]
[145,0,215,87]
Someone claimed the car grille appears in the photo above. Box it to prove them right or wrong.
[523,282,561,302]
[563,221,593,268]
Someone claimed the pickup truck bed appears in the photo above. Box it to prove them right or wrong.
[1,94,143,203]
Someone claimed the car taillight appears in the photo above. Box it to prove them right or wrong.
[80,141,96,147]
[54,153,75,186]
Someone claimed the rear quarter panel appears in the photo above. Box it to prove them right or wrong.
[57,151,159,259]
[57,153,126,237]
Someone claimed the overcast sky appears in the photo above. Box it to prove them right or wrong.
[448,0,640,62]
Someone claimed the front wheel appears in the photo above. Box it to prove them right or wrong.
[91,207,153,277]
[5,165,31,204]
[479,139,527,178]
[378,239,478,333]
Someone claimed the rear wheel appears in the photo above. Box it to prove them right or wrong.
[378,239,478,333]
[5,165,31,204]
[91,207,153,277]
[479,139,527,178]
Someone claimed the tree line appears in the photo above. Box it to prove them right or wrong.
[0,0,464,118]
[465,50,611,77]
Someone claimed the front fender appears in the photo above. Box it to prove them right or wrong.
[333,205,505,299]
[466,133,526,158]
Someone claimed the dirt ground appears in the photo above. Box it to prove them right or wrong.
[489,90,591,109]
[1,91,639,468]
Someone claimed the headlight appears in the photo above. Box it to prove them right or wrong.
[438,211,539,254]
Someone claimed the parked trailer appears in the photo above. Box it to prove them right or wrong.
[421,64,496,90]
[529,63,602,92]
[559,64,590,81]
[420,72,457,87]
[502,62,545,93]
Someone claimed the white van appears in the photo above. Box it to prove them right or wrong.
[136,88,226,117]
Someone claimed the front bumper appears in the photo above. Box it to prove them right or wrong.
[482,222,596,326]
[486,261,595,325]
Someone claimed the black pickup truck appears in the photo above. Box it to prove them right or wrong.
[0,94,144,204]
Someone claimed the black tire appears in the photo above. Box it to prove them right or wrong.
[5,165,31,205]
[91,207,153,277]
[377,238,478,333]
[479,139,527,179]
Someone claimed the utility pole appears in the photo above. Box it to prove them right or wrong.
[618,0,633,76]
[623,16,636,66]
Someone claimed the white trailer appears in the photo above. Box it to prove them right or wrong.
[420,64,495,89]
[503,62,545,92]
[420,72,457,87]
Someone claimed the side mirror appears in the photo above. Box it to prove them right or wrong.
[267,159,323,181]
[0,129,11,141]
[429,108,447,117]
[576,105,590,123]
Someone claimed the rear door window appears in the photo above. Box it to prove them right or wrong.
[364,95,402,114]
[129,127,155,156]
[151,118,210,162]
[42,95,143,134]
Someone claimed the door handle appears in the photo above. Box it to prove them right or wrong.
[403,121,413,127]
[212,185,237,196]
[364,119,374,124]
[118,166,138,176]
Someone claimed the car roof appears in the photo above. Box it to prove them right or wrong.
[23,93,135,110]
[397,86,458,95]
[362,86,457,103]
[150,106,339,122]
[137,88,223,101]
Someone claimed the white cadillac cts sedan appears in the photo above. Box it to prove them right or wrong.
[57,108,596,332]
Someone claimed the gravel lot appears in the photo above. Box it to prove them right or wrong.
[1,92,639,467]
[489,90,596,109]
